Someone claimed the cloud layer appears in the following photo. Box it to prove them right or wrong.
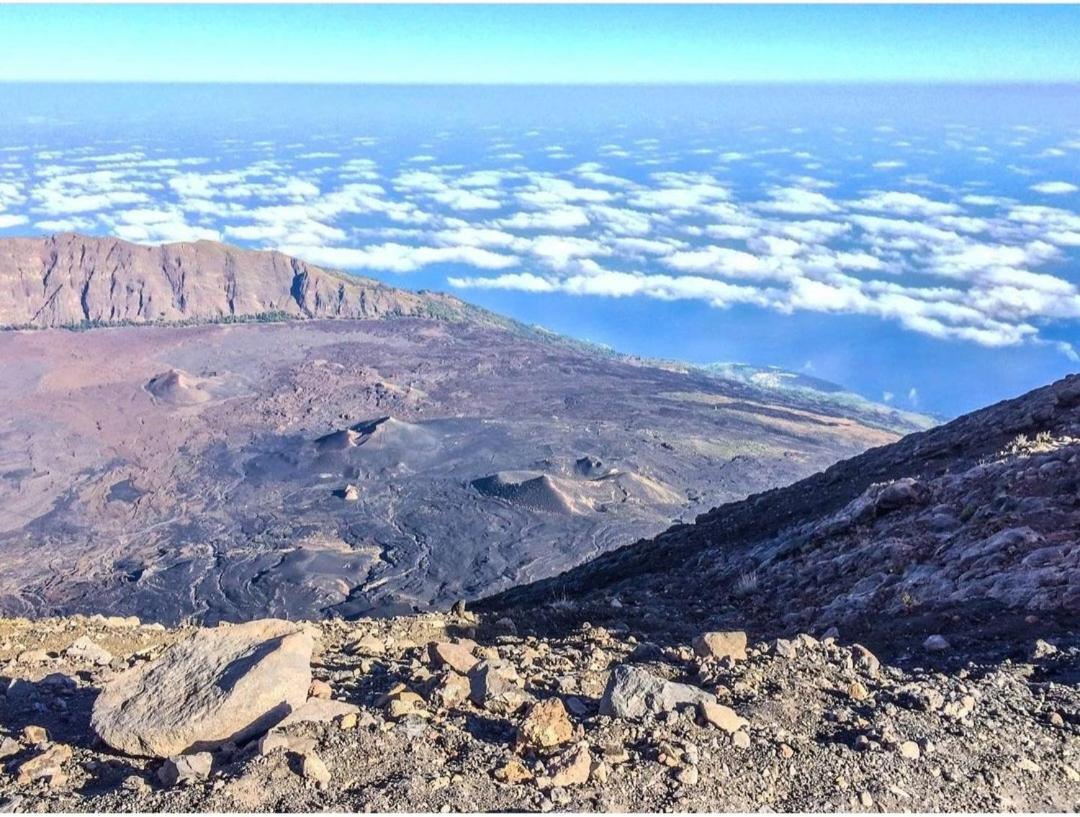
[0,119,1078,359]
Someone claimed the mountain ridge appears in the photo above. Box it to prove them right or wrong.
[0,232,492,329]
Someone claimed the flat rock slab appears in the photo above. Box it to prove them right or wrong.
[275,698,359,729]
[91,619,313,757]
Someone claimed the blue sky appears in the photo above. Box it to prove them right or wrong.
[3,5,1080,83]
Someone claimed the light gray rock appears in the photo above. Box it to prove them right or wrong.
[301,751,331,787]
[923,634,951,653]
[158,752,212,787]
[91,619,313,758]
[64,635,112,666]
[274,698,359,729]
[599,665,714,720]
[773,638,798,659]
[258,732,316,756]
[468,661,532,715]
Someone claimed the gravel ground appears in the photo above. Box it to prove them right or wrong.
[0,611,1076,812]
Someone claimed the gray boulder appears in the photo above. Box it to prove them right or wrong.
[468,661,532,714]
[599,665,714,720]
[91,619,313,758]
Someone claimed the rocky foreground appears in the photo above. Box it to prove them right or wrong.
[0,606,1076,813]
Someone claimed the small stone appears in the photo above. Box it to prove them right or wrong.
[308,679,332,699]
[773,638,798,660]
[675,765,699,786]
[943,694,976,720]
[16,649,49,664]
[493,757,533,784]
[22,725,48,745]
[386,690,425,719]
[494,617,517,634]
[847,681,869,702]
[546,742,591,788]
[469,661,531,715]
[64,635,112,666]
[591,761,609,784]
[0,737,20,759]
[341,485,360,501]
[692,631,747,661]
[346,635,385,656]
[899,741,921,760]
[338,712,358,730]
[1049,711,1064,728]
[122,775,150,794]
[852,644,880,676]
[860,791,873,808]
[603,744,630,764]
[698,700,748,734]
[428,641,480,675]
[1029,639,1058,661]
[301,752,331,787]
[16,744,72,787]
[628,642,664,662]
[519,698,574,749]
[732,731,751,749]
[779,743,794,759]
[257,732,315,757]
[923,635,950,653]
[430,671,471,709]
[158,752,212,787]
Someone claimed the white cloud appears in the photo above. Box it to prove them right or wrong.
[498,207,590,231]
[664,246,772,279]
[1030,181,1078,195]
[0,214,29,228]
[755,187,839,215]
[848,191,959,216]
[430,188,502,210]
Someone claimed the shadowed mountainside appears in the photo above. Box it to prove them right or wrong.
[480,374,1080,655]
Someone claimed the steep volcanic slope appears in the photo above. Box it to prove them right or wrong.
[0,233,486,327]
[481,375,1080,653]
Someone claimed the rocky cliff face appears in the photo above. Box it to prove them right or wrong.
[0,233,479,327]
